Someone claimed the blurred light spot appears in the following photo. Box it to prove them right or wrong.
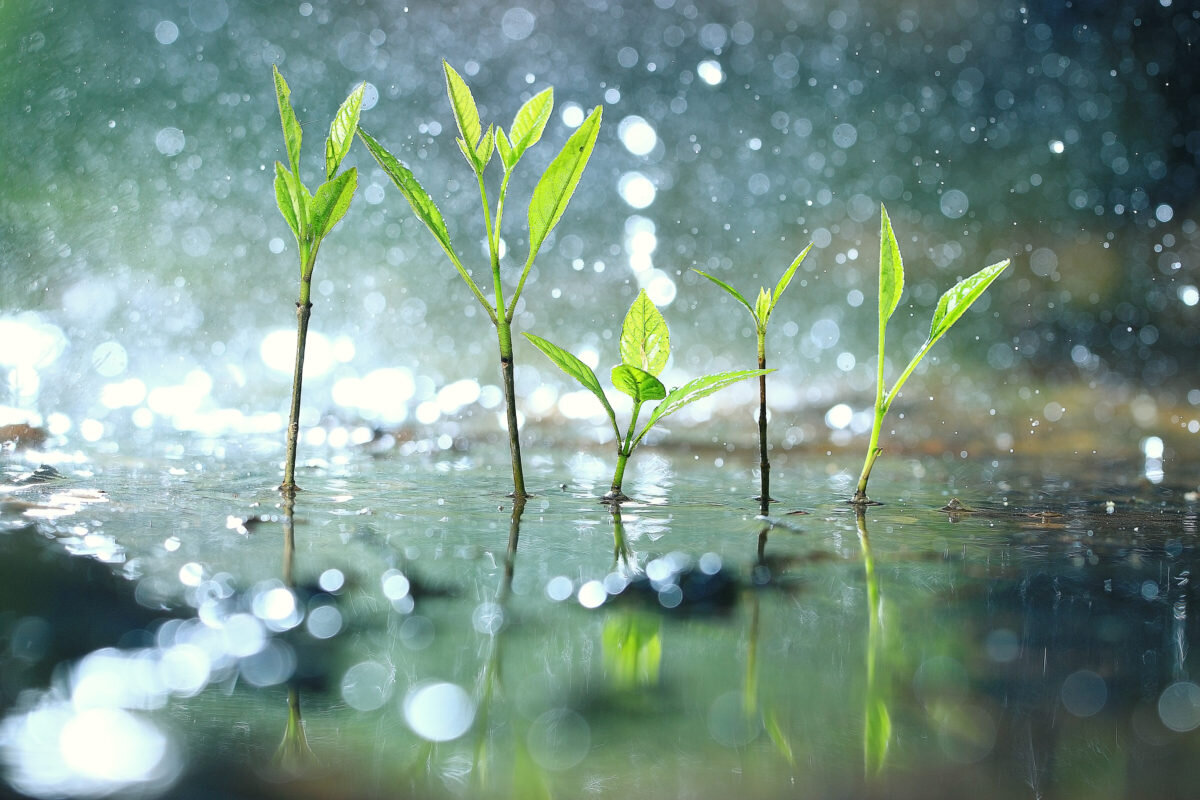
[1048,139,1065,154]
[836,352,856,371]
[808,318,840,349]
[220,613,265,658]
[1159,681,1200,731]
[79,419,105,442]
[154,20,179,44]
[381,569,411,601]
[188,0,228,32]
[1155,204,1174,223]
[178,562,204,587]
[155,127,185,157]
[940,189,969,219]
[403,682,475,741]
[252,583,300,631]
[577,580,607,609]
[260,329,333,377]
[159,644,210,696]
[100,378,146,410]
[0,315,67,368]
[561,103,583,128]
[341,661,394,711]
[238,639,295,686]
[697,60,725,85]
[307,604,343,639]
[399,615,434,649]
[825,403,852,430]
[1178,286,1198,307]
[92,341,128,377]
[527,708,591,770]
[619,116,657,156]
[361,81,379,111]
[60,708,175,787]
[472,602,504,635]
[832,123,858,148]
[618,172,656,209]
[1061,670,1107,717]
[333,367,416,423]
[501,6,535,40]
[318,568,345,593]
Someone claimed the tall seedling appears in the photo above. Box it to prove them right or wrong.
[525,290,769,503]
[851,205,1010,504]
[272,66,365,496]
[694,243,813,515]
[358,62,601,499]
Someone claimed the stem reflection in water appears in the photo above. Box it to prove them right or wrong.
[274,498,315,771]
[856,507,892,776]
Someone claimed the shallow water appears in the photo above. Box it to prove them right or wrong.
[2,440,1199,799]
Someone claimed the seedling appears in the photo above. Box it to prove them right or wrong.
[525,290,769,503]
[694,243,813,515]
[271,66,365,496]
[357,62,601,499]
[851,205,1010,504]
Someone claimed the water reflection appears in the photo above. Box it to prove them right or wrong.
[273,499,314,774]
[855,509,891,776]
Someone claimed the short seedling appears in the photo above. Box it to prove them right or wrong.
[694,243,813,515]
[272,66,365,496]
[357,62,601,499]
[851,205,1010,504]
[525,290,769,503]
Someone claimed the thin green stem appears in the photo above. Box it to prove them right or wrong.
[609,451,630,499]
[881,339,936,415]
[757,330,770,516]
[497,320,527,499]
[607,403,642,501]
[281,247,315,496]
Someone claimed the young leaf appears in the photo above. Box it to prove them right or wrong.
[878,205,904,323]
[476,124,495,168]
[619,290,670,376]
[274,162,301,240]
[443,61,482,161]
[310,167,357,242]
[325,81,366,180]
[692,269,756,321]
[357,128,454,257]
[496,128,515,171]
[927,259,1010,345]
[508,86,553,160]
[611,364,666,403]
[769,243,814,317]
[527,105,602,260]
[754,287,772,328]
[272,65,302,177]
[641,369,771,435]
[523,333,618,427]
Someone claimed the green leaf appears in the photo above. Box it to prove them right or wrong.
[692,269,756,322]
[865,697,892,774]
[476,124,495,168]
[769,242,813,317]
[878,205,904,323]
[443,61,482,164]
[619,290,670,376]
[508,86,553,160]
[641,369,770,436]
[527,105,602,261]
[274,161,301,240]
[325,81,366,180]
[764,709,796,767]
[523,333,617,425]
[611,364,666,403]
[927,259,1010,344]
[496,128,515,171]
[310,167,357,242]
[754,287,772,325]
[272,65,303,177]
[357,127,454,256]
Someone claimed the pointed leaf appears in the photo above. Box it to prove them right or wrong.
[509,86,553,159]
[642,369,771,434]
[692,268,756,322]
[619,290,670,375]
[927,259,1010,344]
[527,105,602,260]
[310,167,357,242]
[274,162,301,240]
[879,205,904,323]
[611,364,666,403]
[325,81,366,180]
[754,287,772,325]
[496,127,515,171]
[476,124,495,168]
[523,333,617,425]
[357,127,454,256]
[443,61,482,163]
[769,242,813,317]
[272,65,302,177]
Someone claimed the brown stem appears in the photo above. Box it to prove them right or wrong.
[758,354,769,516]
[499,352,528,499]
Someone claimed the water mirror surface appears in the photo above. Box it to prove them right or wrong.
[3,440,1199,799]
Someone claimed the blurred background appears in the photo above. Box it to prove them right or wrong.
[1,0,1197,456]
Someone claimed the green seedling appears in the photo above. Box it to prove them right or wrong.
[525,290,769,503]
[357,62,601,499]
[694,243,813,515]
[851,205,1010,504]
[271,66,365,496]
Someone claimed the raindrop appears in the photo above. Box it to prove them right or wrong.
[501,7,536,41]
[940,189,970,219]
[154,21,179,45]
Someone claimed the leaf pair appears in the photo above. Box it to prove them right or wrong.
[525,290,769,456]
[272,65,365,275]
[693,243,813,334]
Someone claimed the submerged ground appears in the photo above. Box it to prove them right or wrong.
[1,422,1198,799]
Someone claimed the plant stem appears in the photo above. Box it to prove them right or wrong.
[757,332,770,516]
[607,402,642,502]
[609,451,630,499]
[280,279,312,496]
[496,319,528,499]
